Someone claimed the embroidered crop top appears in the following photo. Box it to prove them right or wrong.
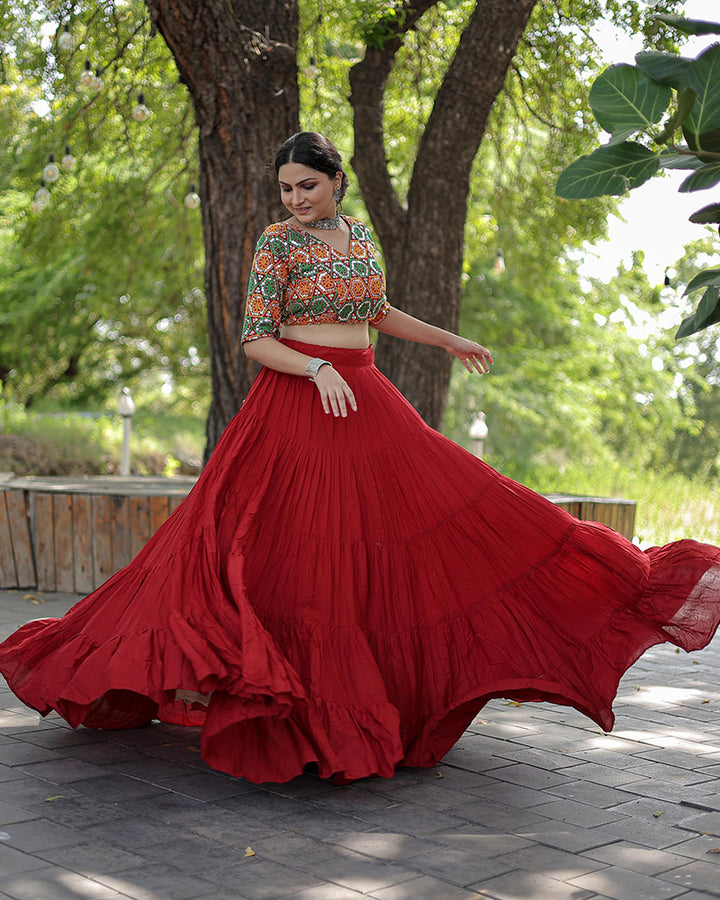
[241,216,390,343]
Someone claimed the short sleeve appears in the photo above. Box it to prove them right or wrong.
[241,229,288,343]
[363,226,391,327]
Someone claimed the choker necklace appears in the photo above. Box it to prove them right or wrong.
[307,213,341,230]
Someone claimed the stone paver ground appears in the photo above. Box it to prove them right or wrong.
[1,588,719,900]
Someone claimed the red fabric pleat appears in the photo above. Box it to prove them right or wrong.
[1,340,719,784]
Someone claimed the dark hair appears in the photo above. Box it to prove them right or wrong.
[274,132,349,201]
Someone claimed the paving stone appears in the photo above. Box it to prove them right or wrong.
[14,757,109,784]
[669,833,720,861]
[0,844,51,875]
[200,856,327,898]
[310,849,422,892]
[68,773,170,803]
[488,747,582,771]
[275,807,376,840]
[369,873,485,899]
[530,798,628,828]
[186,809,280,846]
[0,776,81,807]
[466,868,595,899]
[677,811,720,837]
[660,858,720,894]
[155,770,254,801]
[570,864,690,899]
[492,842,607,880]
[469,781,557,809]
[0,817,87,852]
[581,841,695,876]
[404,844,513,885]
[10,726,106,750]
[288,886,364,899]
[625,761,717,785]
[90,861,218,899]
[0,741,62,767]
[558,762,650,788]
[60,741,147,765]
[110,790,212,825]
[546,779,637,808]
[592,817,691,850]
[485,763,576,791]
[0,866,127,899]
[331,831,440,861]
[430,830,533,859]
[0,765,25,784]
[0,800,38,826]
[514,822,619,854]
[606,797,692,825]
[452,798,549,832]
[33,839,146,874]
[22,794,129,829]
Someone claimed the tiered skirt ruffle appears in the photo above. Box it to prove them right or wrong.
[1,340,719,783]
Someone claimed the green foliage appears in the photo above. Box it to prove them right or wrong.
[556,11,720,340]
[0,1,208,410]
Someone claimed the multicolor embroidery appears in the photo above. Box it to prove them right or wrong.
[241,216,390,342]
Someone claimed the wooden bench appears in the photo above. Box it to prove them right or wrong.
[0,476,637,594]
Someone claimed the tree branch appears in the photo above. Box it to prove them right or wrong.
[348,0,439,257]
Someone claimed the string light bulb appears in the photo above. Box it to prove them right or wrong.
[132,92,151,122]
[34,181,51,207]
[61,145,75,171]
[493,249,505,274]
[91,66,104,91]
[58,24,74,50]
[184,184,201,209]
[79,59,95,88]
[304,56,320,79]
[42,153,60,183]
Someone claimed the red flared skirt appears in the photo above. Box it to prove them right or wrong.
[1,341,720,784]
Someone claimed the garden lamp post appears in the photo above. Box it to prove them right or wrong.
[117,387,136,477]
[469,412,488,458]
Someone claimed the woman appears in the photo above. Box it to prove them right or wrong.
[1,132,719,786]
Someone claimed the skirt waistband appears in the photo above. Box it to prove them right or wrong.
[280,339,375,368]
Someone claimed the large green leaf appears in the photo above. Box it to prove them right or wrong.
[679,161,720,192]
[684,266,720,295]
[589,64,671,135]
[659,151,704,170]
[676,285,720,339]
[635,51,692,88]
[689,202,720,224]
[657,15,720,37]
[556,143,659,199]
[681,44,720,152]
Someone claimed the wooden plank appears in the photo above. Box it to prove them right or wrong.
[0,491,18,588]
[111,495,131,572]
[92,495,113,587]
[149,495,169,535]
[5,489,36,587]
[54,493,74,593]
[33,492,56,592]
[72,494,94,595]
[168,494,185,514]
[129,495,151,558]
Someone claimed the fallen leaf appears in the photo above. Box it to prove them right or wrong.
[653,811,664,818]
[504,701,522,707]
[44,795,64,802]
[675,648,681,653]
[244,847,255,857]
[23,593,37,600]
[436,772,445,778]
[707,848,720,854]
[701,699,710,704]
[187,746,201,752]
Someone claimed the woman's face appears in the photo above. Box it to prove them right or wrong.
[278,162,341,225]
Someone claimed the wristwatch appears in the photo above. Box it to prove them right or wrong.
[305,357,332,380]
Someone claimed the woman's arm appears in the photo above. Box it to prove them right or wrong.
[243,337,357,417]
[374,306,494,374]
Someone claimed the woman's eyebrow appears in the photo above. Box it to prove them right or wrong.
[278,178,317,187]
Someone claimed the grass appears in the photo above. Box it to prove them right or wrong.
[523,463,720,548]
[0,403,205,477]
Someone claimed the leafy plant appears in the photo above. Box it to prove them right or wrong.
[556,12,720,339]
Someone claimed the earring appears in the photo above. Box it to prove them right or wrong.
[334,188,343,212]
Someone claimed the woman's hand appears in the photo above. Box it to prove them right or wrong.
[444,335,494,375]
[313,365,358,417]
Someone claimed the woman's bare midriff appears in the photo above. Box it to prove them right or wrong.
[280,322,371,349]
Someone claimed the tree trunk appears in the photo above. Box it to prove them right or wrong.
[145,0,299,458]
[350,0,537,428]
